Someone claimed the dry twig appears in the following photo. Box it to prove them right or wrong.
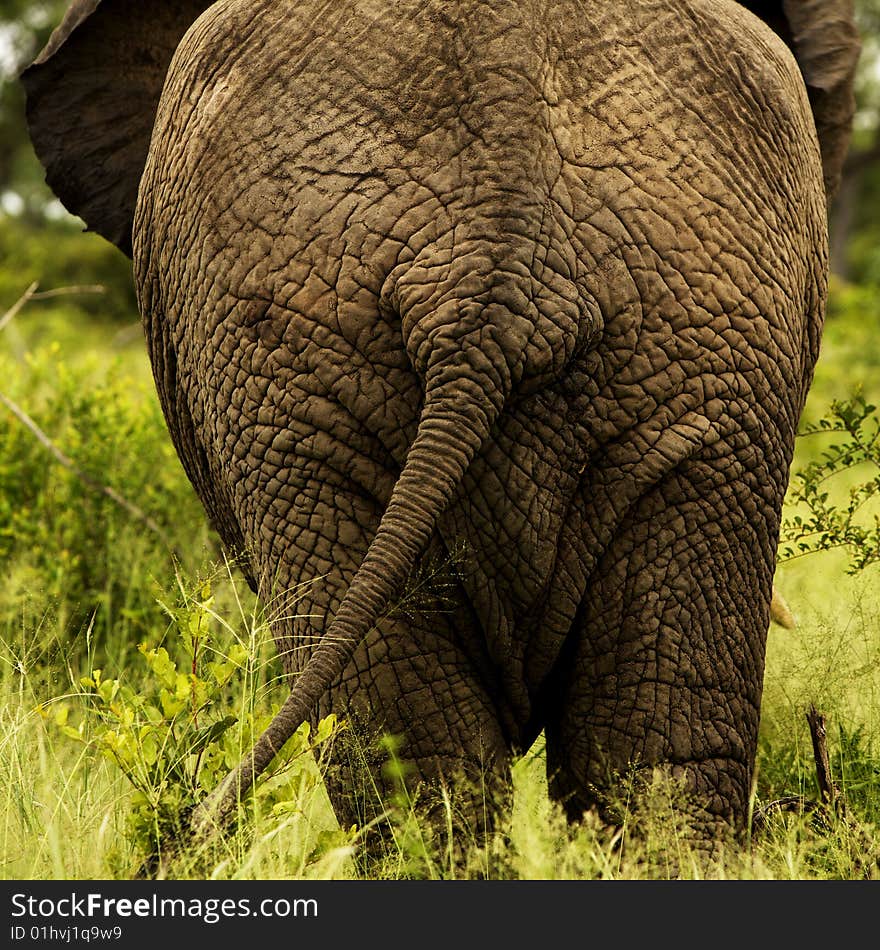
[752,705,845,831]
[0,280,105,333]
[807,704,844,818]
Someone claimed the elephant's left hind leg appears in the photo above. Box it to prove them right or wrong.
[304,597,513,874]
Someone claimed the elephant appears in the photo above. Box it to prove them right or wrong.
[23,0,859,862]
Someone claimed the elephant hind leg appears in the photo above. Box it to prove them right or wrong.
[315,613,513,876]
[543,459,777,858]
[248,440,513,872]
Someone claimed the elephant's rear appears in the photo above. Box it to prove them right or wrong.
[133,0,836,609]
[24,0,859,850]
[133,0,854,781]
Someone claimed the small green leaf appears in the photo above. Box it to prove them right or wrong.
[160,688,186,718]
[191,716,238,756]
[139,645,178,689]
[315,714,338,744]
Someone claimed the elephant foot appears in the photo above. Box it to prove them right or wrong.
[549,761,740,878]
[321,716,512,879]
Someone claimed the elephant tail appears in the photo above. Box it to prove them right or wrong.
[190,370,505,835]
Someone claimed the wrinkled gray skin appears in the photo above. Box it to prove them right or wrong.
[24,0,859,856]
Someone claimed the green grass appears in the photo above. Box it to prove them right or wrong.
[1,280,879,880]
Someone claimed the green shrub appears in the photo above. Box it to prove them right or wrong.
[780,392,880,574]
[0,340,211,662]
[46,573,346,875]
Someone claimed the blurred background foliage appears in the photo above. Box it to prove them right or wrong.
[0,0,137,322]
[0,0,207,663]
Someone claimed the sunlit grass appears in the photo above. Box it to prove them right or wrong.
[1,539,876,880]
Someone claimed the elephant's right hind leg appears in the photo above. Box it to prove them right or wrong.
[543,459,777,861]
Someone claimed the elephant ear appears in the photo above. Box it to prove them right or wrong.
[783,0,861,198]
[743,0,860,198]
[21,0,216,257]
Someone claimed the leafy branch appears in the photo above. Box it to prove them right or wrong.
[779,393,880,574]
[45,576,343,872]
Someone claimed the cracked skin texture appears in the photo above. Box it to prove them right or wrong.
[58,0,842,843]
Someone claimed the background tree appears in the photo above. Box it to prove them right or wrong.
[0,0,66,221]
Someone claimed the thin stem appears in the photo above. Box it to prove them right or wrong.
[0,282,105,334]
